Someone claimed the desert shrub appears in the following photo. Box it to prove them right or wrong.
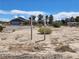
[55,45,76,53]
[37,24,43,27]
[52,22,61,28]
[12,29,15,32]
[0,26,4,32]
[38,27,52,34]
[23,20,30,25]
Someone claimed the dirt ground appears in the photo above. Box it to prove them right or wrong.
[0,26,79,59]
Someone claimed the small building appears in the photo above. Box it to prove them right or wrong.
[10,17,26,25]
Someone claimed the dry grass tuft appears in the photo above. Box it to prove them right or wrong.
[55,45,76,53]
[8,42,46,52]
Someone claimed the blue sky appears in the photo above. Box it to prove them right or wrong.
[0,0,79,13]
[0,0,79,21]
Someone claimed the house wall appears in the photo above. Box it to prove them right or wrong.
[10,21,25,25]
[10,21,21,25]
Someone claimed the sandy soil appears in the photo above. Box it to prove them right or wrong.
[0,26,79,59]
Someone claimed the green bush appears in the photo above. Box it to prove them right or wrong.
[0,26,4,32]
[38,27,52,34]
[37,24,43,27]
[52,22,61,28]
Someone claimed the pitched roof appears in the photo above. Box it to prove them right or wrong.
[10,17,26,22]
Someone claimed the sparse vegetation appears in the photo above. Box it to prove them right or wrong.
[52,22,61,28]
[37,24,43,27]
[12,29,15,32]
[38,27,52,34]
[8,43,46,52]
[0,26,4,32]
[55,45,76,53]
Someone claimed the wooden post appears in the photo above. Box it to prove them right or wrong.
[35,16,46,43]
[44,17,46,40]
[30,17,33,40]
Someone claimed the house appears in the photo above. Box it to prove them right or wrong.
[10,17,26,25]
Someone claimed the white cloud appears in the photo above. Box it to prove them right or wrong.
[0,10,46,21]
[0,10,9,14]
[53,12,79,20]
[19,15,25,18]
[11,10,46,16]
[0,10,46,16]
[1,10,79,21]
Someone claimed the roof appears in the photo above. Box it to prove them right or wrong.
[10,17,26,22]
